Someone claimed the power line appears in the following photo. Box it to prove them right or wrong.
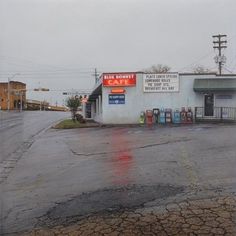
[0,53,96,71]
[0,68,96,73]
[178,51,214,72]
[230,60,236,73]
[223,34,236,70]
[0,71,95,75]
[0,75,95,79]
[222,66,234,74]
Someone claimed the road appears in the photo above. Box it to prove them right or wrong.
[0,110,69,187]
[0,111,69,163]
[1,121,236,235]
[0,111,70,234]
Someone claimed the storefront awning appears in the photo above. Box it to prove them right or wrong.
[88,84,102,101]
[193,78,236,92]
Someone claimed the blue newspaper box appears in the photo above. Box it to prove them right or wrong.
[173,109,181,123]
[159,108,166,124]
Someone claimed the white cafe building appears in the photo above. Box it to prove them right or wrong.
[87,72,236,124]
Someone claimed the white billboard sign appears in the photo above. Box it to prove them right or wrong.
[143,73,179,92]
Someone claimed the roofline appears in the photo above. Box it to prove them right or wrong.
[215,74,236,76]
[179,72,217,76]
[100,72,236,76]
[102,71,143,75]
[178,73,236,76]
[102,71,181,74]
[0,81,26,85]
[10,80,26,85]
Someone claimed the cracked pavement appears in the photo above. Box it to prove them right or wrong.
[25,192,236,236]
[1,118,236,235]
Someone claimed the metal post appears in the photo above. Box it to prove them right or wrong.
[7,78,10,111]
[20,92,23,112]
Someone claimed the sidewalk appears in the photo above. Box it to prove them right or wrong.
[25,191,236,236]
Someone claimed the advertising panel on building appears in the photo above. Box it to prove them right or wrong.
[109,94,125,104]
[143,73,179,92]
[103,73,136,87]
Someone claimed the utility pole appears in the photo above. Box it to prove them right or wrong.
[7,78,10,111]
[93,68,99,83]
[20,91,23,112]
[213,34,227,75]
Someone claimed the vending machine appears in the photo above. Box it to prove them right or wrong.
[173,109,181,124]
[145,110,153,126]
[165,109,172,124]
[186,107,193,123]
[139,111,145,124]
[180,107,187,124]
[153,108,160,124]
[159,108,166,124]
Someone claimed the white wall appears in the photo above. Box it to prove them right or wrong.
[102,74,196,124]
[92,93,103,123]
[214,93,236,107]
[94,73,236,124]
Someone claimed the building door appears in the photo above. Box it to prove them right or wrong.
[204,94,214,116]
[86,103,92,118]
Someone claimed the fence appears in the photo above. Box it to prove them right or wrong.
[195,107,236,122]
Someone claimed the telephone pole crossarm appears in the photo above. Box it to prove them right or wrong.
[212,34,227,75]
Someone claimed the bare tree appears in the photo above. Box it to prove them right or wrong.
[144,64,171,73]
[192,65,212,74]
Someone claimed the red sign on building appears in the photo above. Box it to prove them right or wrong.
[103,73,136,87]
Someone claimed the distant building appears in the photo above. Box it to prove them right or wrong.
[26,99,49,111]
[0,81,26,110]
[26,99,67,111]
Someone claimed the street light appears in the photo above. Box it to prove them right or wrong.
[7,73,20,111]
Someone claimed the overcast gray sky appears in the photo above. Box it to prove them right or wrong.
[0,0,236,105]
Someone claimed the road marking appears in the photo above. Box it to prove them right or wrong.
[179,145,199,189]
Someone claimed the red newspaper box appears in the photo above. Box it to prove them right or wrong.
[186,107,193,123]
[146,110,153,126]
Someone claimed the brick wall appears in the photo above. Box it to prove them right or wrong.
[0,81,26,110]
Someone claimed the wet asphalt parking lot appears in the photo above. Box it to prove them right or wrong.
[0,111,236,235]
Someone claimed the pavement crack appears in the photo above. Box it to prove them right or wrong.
[70,138,191,157]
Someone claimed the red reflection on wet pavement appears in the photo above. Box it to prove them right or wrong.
[109,129,134,185]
